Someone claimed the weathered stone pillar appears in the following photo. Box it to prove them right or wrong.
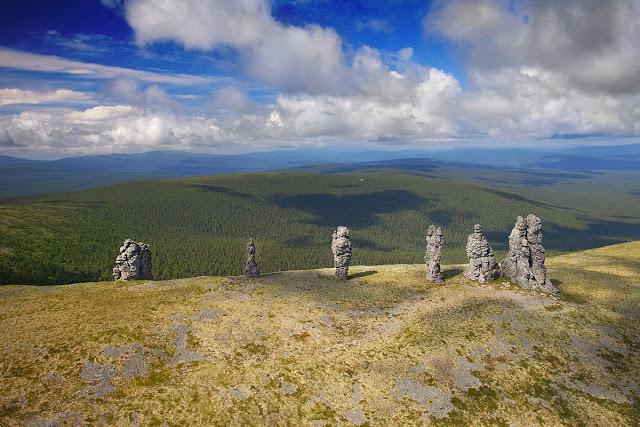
[244,238,260,278]
[425,225,444,283]
[113,239,153,281]
[331,226,352,280]
[526,214,557,293]
[463,224,499,283]
[500,215,558,294]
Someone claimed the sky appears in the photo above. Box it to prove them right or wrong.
[0,0,639,159]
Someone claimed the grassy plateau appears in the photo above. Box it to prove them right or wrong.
[0,241,639,425]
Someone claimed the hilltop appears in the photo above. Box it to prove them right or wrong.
[1,242,639,425]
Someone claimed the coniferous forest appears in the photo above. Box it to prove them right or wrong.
[1,167,639,285]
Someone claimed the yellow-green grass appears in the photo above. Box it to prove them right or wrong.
[1,242,639,426]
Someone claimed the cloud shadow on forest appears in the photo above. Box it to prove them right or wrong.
[271,190,429,228]
[191,184,257,201]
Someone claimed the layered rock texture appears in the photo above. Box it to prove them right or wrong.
[502,214,558,294]
[425,225,444,283]
[112,239,152,281]
[244,238,260,278]
[331,226,352,280]
[464,224,500,283]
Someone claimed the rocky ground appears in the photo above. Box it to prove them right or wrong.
[1,242,639,426]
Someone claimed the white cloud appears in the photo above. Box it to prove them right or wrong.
[0,48,213,86]
[0,105,228,155]
[124,0,348,93]
[106,77,177,109]
[3,0,640,157]
[3,43,639,157]
[209,86,258,113]
[398,47,414,62]
[0,88,92,106]
[425,0,640,95]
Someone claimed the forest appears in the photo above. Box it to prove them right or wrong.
[1,165,639,285]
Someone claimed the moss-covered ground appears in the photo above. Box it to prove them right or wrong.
[1,242,639,426]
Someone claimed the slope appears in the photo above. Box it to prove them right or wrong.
[0,242,638,425]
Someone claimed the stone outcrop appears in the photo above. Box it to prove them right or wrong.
[244,238,260,278]
[112,239,152,281]
[501,214,558,293]
[464,224,499,283]
[425,225,444,283]
[331,226,352,280]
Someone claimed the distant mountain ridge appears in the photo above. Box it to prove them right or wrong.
[0,144,638,198]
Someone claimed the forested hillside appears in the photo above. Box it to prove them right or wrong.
[1,167,639,284]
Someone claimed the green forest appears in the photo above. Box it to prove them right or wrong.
[1,167,639,285]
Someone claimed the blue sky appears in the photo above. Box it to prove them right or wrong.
[0,0,639,158]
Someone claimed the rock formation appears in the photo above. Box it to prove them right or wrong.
[112,239,153,281]
[463,224,499,283]
[425,225,444,283]
[501,214,558,293]
[244,238,260,278]
[331,226,352,280]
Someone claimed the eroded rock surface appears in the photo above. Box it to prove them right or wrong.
[425,225,444,283]
[331,226,352,280]
[113,239,152,281]
[244,238,260,278]
[501,214,558,293]
[464,224,500,283]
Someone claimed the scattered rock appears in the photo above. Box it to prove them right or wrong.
[279,381,298,395]
[568,379,629,404]
[343,383,367,426]
[120,344,148,378]
[452,357,482,391]
[80,360,117,399]
[331,226,352,280]
[244,238,260,278]
[527,396,551,409]
[192,308,226,322]
[317,315,334,328]
[463,224,500,283]
[103,344,130,360]
[27,411,84,427]
[425,225,444,284]
[394,378,453,419]
[113,239,153,281]
[172,313,204,365]
[230,384,252,401]
[501,215,558,294]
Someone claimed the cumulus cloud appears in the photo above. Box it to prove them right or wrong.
[124,0,348,93]
[3,41,639,157]
[0,88,92,106]
[3,0,639,157]
[106,77,177,109]
[425,0,640,95]
[0,105,229,156]
[209,86,259,113]
[0,48,213,86]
